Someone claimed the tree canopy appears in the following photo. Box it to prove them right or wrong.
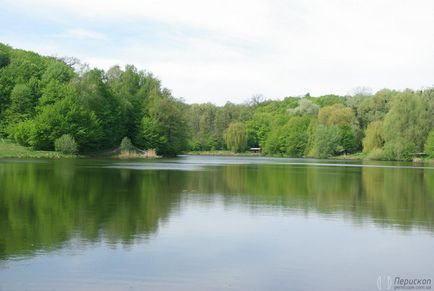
[1,43,433,160]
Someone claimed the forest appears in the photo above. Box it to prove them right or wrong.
[1,43,433,160]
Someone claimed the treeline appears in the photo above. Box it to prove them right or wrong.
[1,43,433,160]
[0,43,187,156]
[192,90,434,160]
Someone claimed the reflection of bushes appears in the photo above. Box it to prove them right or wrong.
[1,160,434,260]
[0,161,183,259]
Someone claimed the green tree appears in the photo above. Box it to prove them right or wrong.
[0,50,10,68]
[382,89,434,160]
[30,96,102,151]
[141,95,187,156]
[225,122,247,153]
[8,83,34,116]
[424,130,434,158]
[54,134,78,154]
[318,103,356,127]
[312,125,341,158]
[288,98,319,116]
[362,121,384,153]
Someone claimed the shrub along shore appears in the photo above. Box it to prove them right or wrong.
[1,43,433,161]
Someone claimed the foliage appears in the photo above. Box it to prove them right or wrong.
[366,148,387,160]
[287,98,319,116]
[382,89,434,160]
[263,115,311,157]
[30,97,102,151]
[225,122,247,153]
[363,121,384,153]
[1,43,433,160]
[318,103,356,127]
[120,136,134,152]
[0,50,10,68]
[312,125,341,158]
[424,130,434,158]
[54,134,78,154]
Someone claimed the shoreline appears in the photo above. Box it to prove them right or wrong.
[1,140,433,164]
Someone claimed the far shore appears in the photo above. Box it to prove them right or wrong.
[1,140,433,164]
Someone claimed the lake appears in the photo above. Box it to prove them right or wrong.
[0,155,433,291]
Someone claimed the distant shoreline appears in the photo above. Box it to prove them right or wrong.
[2,140,433,164]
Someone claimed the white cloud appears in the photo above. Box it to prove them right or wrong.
[3,0,434,104]
[65,28,107,40]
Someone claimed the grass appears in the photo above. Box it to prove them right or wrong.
[0,139,76,158]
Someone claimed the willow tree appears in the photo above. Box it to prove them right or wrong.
[362,120,384,153]
[224,122,247,153]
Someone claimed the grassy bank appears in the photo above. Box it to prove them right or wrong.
[0,139,76,158]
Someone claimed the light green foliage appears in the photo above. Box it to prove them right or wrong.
[312,125,341,158]
[30,97,102,151]
[382,89,434,160]
[138,116,163,150]
[1,43,433,160]
[225,122,247,153]
[356,89,394,128]
[41,62,74,84]
[366,148,386,160]
[143,96,188,156]
[311,94,345,108]
[187,101,252,151]
[7,119,34,146]
[383,138,417,161]
[363,121,384,153]
[339,125,358,153]
[74,69,126,148]
[120,137,134,152]
[318,103,355,126]
[424,130,434,158]
[54,134,78,154]
[315,103,360,155]
[8,83,34,116]
[287,98,319,116]
[263,115,311,157]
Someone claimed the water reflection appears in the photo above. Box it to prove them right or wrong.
[0,157,433,261]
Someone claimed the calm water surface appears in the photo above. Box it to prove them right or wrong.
[0,155,433,290]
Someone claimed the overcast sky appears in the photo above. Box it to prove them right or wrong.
[1,0,433,104]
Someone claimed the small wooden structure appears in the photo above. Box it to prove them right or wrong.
[249,147,261,153]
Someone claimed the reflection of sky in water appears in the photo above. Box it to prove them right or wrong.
[1,200,433,291]
[103,155,434,171]
[0,156,433,291]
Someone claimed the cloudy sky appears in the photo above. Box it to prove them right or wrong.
[1,0,433,104]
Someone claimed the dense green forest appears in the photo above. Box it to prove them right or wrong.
[0,43,433,160]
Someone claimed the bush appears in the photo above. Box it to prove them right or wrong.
[120,136,134,152]
[7,120,34,146]
[425,130,434,158]
[312,125,341,158]
[383,138,416,161]
[54,134,78,154]
[366,148,386,160]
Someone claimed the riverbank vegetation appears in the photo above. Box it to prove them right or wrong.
[1,43,433,160]
[0,139,74,158]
